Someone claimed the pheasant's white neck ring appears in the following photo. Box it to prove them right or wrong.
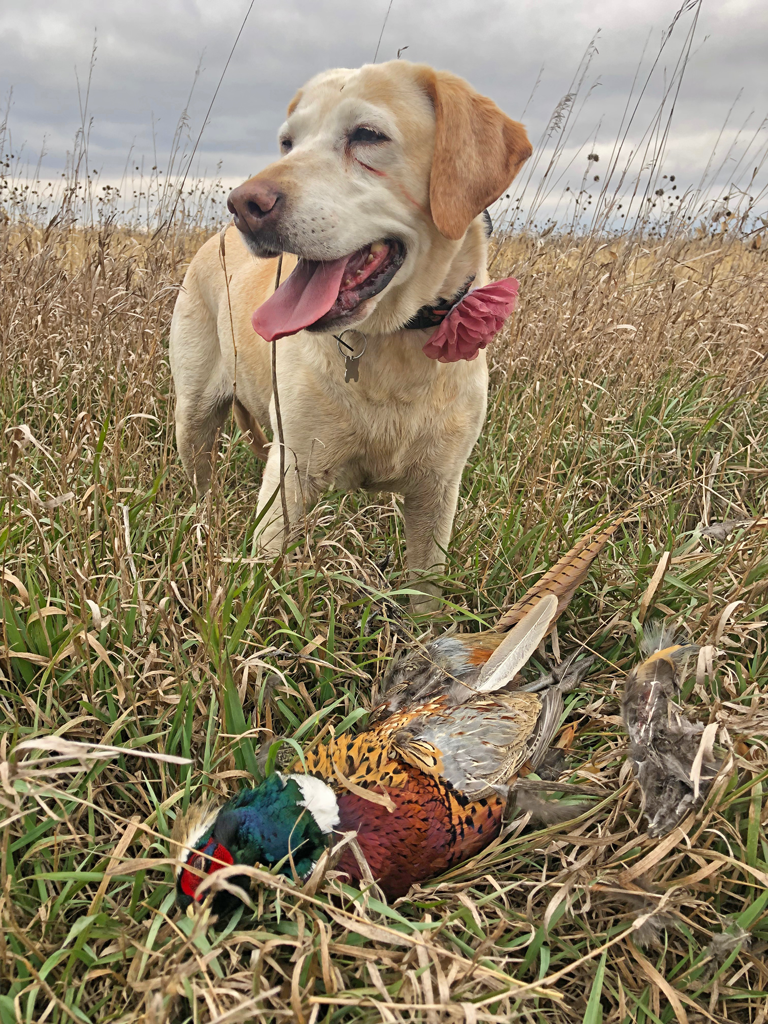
[282,773,340,833]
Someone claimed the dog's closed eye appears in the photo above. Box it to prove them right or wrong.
[349,126,390,145]
[280,137,293,153]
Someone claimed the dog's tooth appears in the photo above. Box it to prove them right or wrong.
[370,241,386,254]
[365,254,375,264]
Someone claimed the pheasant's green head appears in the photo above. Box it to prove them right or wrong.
[174,773,339,917]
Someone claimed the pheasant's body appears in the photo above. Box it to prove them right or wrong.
[315,754,504,898]
[173,686,553,909]
[292,694,541,896]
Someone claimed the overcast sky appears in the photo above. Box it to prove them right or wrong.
[2,0,766,222]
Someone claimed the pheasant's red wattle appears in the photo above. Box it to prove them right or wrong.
[180,841,234,900]
[421,277,519,363]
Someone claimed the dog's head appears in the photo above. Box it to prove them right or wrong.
[229,61,532,340]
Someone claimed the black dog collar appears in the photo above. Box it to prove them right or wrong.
[402,210,493,331]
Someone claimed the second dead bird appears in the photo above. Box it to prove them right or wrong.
[622,625,721,837]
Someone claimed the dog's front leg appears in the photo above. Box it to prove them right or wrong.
[251,442,298,553]
[252,441,327,554]
[402,475,462,613]
[175,392,232,498]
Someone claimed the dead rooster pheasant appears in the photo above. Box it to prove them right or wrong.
[173,514,627,912]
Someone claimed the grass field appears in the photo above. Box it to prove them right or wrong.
[1,208,768,1024]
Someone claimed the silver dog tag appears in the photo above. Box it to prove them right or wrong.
[336,330,367,385]
[344,356,360,383]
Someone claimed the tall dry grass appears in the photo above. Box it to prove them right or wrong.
[1,193,767,1022]
[2,19,768,1017]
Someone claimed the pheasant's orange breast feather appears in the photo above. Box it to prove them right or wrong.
[299,731,409,789]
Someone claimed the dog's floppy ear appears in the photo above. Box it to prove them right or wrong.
[287,90,303,116]
[419,68,532,241]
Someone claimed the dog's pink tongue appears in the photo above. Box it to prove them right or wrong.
[251,257,351,341]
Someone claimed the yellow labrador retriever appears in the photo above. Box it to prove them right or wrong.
[169,60,531,607]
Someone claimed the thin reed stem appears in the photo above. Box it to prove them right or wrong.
[270,253,290,546]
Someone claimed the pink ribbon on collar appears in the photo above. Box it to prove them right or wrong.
[421,277,519,363]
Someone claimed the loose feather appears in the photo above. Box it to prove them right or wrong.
[475,594,558,692]
[170,799,220,874]
[497,510,632,631]
[524,683,566,769]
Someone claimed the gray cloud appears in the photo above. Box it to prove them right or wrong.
[2,0,766,215]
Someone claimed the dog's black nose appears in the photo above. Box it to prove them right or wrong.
[227,179,284,235]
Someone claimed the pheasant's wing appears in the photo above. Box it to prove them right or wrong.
[369,597,556,722]
[387,693,546,796]
[474,594,557,692]
[497,510,632,631]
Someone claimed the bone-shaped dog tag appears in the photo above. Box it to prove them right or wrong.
[344,356,360,383]
[336,329,366,384]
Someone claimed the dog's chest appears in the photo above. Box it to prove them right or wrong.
[286,332,488,489]
[331,369,486,486]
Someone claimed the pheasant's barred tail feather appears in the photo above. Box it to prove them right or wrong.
[496,509,633,632]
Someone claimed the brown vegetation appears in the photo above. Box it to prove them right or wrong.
[1,198,767,1021]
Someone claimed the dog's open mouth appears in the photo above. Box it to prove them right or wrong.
[251,239,405,342]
